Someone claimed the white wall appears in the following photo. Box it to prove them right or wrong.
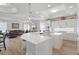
[6,20,24,30]
[6,19,41,32]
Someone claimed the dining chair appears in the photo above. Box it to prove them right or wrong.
[0,33,6,51]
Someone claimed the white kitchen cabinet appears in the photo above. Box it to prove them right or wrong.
[77,19,79,54]
[51,19,76,41]
[77,37,79,54]
[52,19,75,28]
[50,33,63,49]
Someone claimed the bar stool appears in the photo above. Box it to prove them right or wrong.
[0,33,6,51]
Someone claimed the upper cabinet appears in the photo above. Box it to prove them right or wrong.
[52,19,76,28]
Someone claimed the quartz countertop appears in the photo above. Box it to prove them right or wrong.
[21,32,51,44]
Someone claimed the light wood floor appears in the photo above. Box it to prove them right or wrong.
[0,36,25,55]
[53,40,77,55]
[0,37,77,55]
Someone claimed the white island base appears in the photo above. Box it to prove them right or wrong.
[21,33,53,55]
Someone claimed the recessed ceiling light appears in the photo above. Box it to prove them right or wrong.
[28,17,31,20]
[48,4,51,7]
[51,9,58,13]
[69,6,73,8]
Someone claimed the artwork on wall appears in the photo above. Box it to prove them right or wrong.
[12,23,19,29]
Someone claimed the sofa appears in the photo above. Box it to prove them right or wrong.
[7,30,24,38]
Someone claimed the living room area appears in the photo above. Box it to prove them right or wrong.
[0,19,26,55]
[0,3,41,54]
[0,15,40,55]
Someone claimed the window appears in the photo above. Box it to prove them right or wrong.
[24,23,30,31]
[0,22,7,33]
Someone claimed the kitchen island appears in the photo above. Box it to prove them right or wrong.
[21,32,52,55]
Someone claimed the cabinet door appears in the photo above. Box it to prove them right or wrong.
[65,19,75,28]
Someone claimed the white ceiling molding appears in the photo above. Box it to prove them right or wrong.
[40,4,77,19]
[0,4,17,13]
[0,3,7,5]
[65,3,77,15]
[0,3,77,21]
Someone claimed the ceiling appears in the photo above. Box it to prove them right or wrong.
[0,3,77,21]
